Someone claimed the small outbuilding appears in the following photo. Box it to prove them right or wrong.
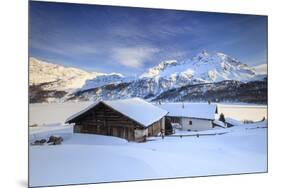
[158,103,218,131]
[65,98,168,142]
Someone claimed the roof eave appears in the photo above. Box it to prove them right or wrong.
[166,115,215,121]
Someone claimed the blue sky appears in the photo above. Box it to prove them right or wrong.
[29,1,267,76]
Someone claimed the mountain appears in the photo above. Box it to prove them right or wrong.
[29,57,125,103]
[140,51,259,82]
[253,64,267,75]
[68,51,267,103]
[29,57,102,91]
[81,73,127,91]
[29,51,267,104]
[152,79,267,104]
[113,51,263,99]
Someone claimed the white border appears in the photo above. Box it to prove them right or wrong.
[1,0,280,188]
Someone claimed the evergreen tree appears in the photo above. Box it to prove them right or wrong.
[219,113,226,122]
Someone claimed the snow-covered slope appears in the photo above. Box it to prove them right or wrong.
[81,73,125,91]
[253,64,267,75]
[29,57,103,91]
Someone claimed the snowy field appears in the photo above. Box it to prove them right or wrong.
[217,103,267,121]
[29,102,92,125]
[29,102,268,187]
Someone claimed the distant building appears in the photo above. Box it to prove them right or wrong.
[65,98,167,142]
[158,103,218,131]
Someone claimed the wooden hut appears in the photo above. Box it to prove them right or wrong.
[65,98,168,142]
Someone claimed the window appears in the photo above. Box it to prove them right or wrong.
[189,120,192,125]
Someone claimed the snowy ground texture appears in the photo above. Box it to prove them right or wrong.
[29,103,267,187]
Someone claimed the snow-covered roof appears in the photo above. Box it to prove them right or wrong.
[158,103,217,120]
[65,98,168,127]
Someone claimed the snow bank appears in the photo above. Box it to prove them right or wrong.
[29,124,73,143]
[63,133,127,146]
[225,118,244,126]
[213,120,227,128]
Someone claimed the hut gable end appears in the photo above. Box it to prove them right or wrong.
[70,102,143,129]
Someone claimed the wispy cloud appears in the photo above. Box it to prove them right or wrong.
[112,47,159,68]
[30,40,97,57]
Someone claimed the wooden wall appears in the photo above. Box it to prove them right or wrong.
[147,120,161,136]
[70,102,142,141]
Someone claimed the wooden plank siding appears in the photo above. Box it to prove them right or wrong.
[68,102,163,141]
[147,120,161,136]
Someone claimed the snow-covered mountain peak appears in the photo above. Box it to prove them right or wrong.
[191,51,239,67]
[140,51,258,83]
[192,50,210,61]
[105,73,124,77]
[81,73,127,91]
[139,60,178,78]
